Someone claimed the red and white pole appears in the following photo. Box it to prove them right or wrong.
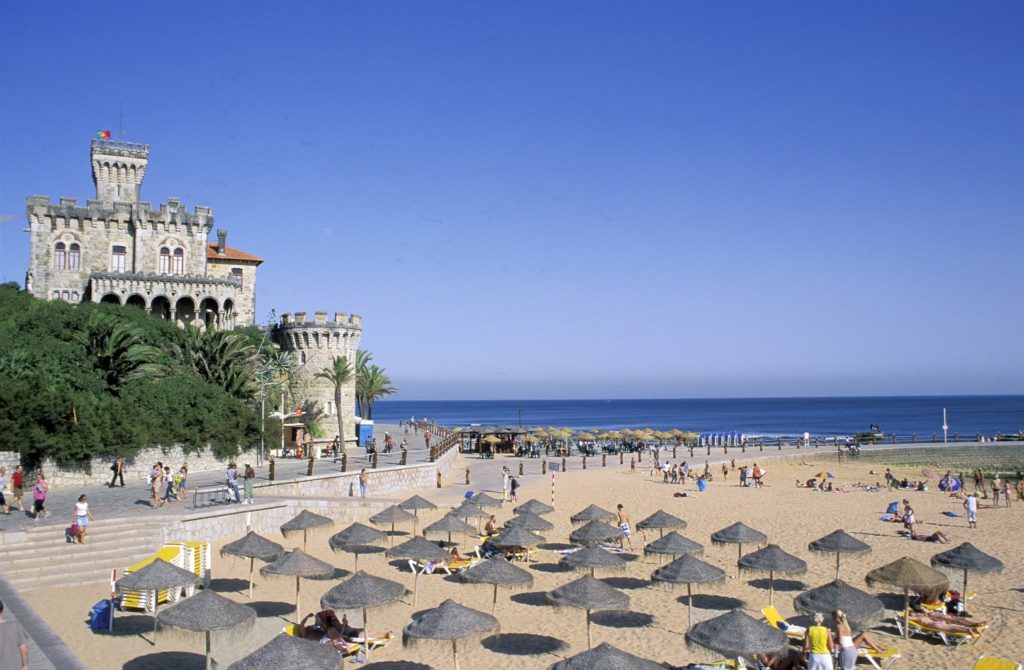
[551,473,556,508]
[109,569,117,630]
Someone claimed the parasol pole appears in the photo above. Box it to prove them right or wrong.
[452,638,460,670]
[769,571,775,606]
[391,522,396,548]
[363,608,371,663]
[686,583,693,629]
[963,567,968,597]
[205,630,212,670]
[249,558,255,599]
[152,594,159,643]
[737,543,743,578]
[295,576,301,620]
[354,552,359,573]
[585,608,592,649]
[903,587,909,638]
[492,584,498,615]
[413,569,420,607]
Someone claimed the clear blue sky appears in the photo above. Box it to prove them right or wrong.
[2,2,1022,400]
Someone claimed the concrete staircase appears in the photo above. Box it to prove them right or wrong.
[0,518,169,591]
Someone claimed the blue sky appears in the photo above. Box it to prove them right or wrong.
[2,2,1022,399]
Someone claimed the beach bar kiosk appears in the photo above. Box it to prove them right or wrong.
[357,419,374,448]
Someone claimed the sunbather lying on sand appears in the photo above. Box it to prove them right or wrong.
[297,610,391,647]
[908,530,950,543]
[908,611,986,635]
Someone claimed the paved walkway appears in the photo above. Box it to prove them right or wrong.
[0,575,84,670]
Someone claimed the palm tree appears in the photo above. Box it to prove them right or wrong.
[80,315,161,391]
[354,350,373,417]
[175,325,258,399]
[360,365,397,420]
[315,355,353,448]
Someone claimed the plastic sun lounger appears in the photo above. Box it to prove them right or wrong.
[859,646,901,670]
[121,545,186,612]
[919,590,977,612]
[894,612,984,647]
[972,656,1023,670]
[761,605,806,641]
[281,625,361,655]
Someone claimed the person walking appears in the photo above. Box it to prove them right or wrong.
[803,612,835,670]
[149,464,164,508]
[964,492,978,528]
[177,465,189,501]
[901,500,916,537]
[991,475,1002,506]
[109,455,125,488]
[226,463,241,503]
[358,469,368,498]
[243,463,255,504]
[162,466,177,503]
[0,599,29,670]
[0,468,9,515]
[509,476,520,502]
[32,473,49,520]
[10,466,24,513]
[616,503,634,551]
[72,494,95,544]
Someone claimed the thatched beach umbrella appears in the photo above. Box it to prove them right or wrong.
[460,556,534,614]
[711,522,768,577]
[571,505,616,525]
[865,556,949,638]
[794,579,885,629]
[738,544,807,606]
[280,510,334,552]
[221,531,284,599]
[158,589,256,670]
[569,520,624,547]
[644,532,704,559]
[329,522,387,572]
[115,558,199,641]
[424,514,477,547]
[685,609,788,668]
[400,494,439,535]
[489,525,545,561]
[403,598,499,670]
[651,554,726,628]
[506,511,554,532]
[470,492,503,508]
[547,575,629,649]
[260,549,335,618]
[450,500,490,531]
[321,570,409,663]
[637,510,686,539]
[515,498,555,516]
[808,529,872,581]
[560,546,627,577]
[547,642,662,670]
[370,505,418,547]
[227,633,347,670]
[931,542,1004,596]
[387,536,451,606]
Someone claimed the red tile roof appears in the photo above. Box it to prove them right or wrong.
[206,243,263,264]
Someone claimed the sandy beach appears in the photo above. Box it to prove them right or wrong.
[28,450,1023,669]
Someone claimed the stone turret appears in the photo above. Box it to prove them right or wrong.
[91,140,149,202]
[272,311,363,445]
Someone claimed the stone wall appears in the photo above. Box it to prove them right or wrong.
[33,446,260,488]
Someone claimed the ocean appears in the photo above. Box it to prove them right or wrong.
[374,396,1024,440]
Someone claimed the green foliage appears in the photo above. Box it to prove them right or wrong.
[0,285,259,465]
[355,349,397,420]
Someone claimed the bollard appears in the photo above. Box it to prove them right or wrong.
[306,456,315,476]
[742,443,746,453]
[436,470,442,488]
[561,457,567,472]
[602,453,606,467]
[673,447,677,459]
[430,446,437,462]
[465,467,471,485]
[619,452,623,465]
[519,462,524,476]
[269,458,276,481]
[932,433,937,442]
[689,446,694,457]
[759,442,763,452]
[582,456,587,470]
[401,448,407,466]
[954,433,959,442]
[706,446,711,456]
[542,460,547,475]
[341,452,347,472]
[724,444,728,455]
[372,452,379,469]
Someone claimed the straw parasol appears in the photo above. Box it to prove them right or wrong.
[569,520,624,547]
[547,642,663,670]
[711,522,768,576]
[423,514,477,547]
[636,510,686,539]
[259,549,335,619]
[571,505,616,525]
[547,575,629,649]
[115,558,200,641]
[865,556,949,638]
[489,526,545,560]
[450,501,490,531]
[506,511,554,532]
[930,542,1004,596]
[157,589,256,670]
[221,531,284,598]
[321,570,409,663]
[280,510,334,552]
[329,522,387,572]
[403,599,499,670]
[460,556,534,614]
[387,536,451,606]
[808,529,872,581]
[514,498,555,516]
[560,546,627,577]
[738,544,808,606]
[793,579,885,629]
[644,532,704,559]
[650,554,726,628]
[400,494,439,535]
[370,505,418,547]
[470,492,503,508]
[227,633,349,670]
[685,609,789,668]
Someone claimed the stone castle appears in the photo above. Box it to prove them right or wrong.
[24,139,362,445]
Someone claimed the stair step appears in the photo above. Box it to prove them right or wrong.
[1,543,164,576]
[6,556,158,591]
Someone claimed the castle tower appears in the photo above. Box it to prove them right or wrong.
[272,311,363,446]
[91,139,149,202]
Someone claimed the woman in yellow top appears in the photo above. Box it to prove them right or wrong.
[803,612,835,670]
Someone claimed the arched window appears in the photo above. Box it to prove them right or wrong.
[111,245,127,272]
[173,248,184,274]
[54,242,66,270]
[231,267,243,287]
[159,247,170,274]
[68,243,81,270]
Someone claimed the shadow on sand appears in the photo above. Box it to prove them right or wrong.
[482,633,567,655]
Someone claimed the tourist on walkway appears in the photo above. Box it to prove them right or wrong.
[162,466,178,503]
[0,599,29,670]
[109,455,125,488]
[72,494,95,544]
[359,469,368,498]
[0,468,9,515]
[243,463,255,503]
[10,466,24,513]
[32,473,49,520]
[226,463,241,503]
[149,464,164,508]
[177,465,189,501]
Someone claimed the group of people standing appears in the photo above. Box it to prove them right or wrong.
[0,465,51,521]
[146,461,189,508]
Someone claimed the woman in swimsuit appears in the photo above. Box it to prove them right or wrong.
[832,610,884,670]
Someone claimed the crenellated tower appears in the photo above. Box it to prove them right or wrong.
[272,311,363,446]
[91,140,149,202]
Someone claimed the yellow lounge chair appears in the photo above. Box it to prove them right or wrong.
[282,625,361,655]
[120,545,186,612]
[894,611,984,647]
[973,657,1023,670]
[859,646,900,670]
[762,605,806,641]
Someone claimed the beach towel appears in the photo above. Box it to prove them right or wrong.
[942,511,962,518]
[879,515,894,522]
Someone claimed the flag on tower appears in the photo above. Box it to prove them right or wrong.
[97,130,111,140]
